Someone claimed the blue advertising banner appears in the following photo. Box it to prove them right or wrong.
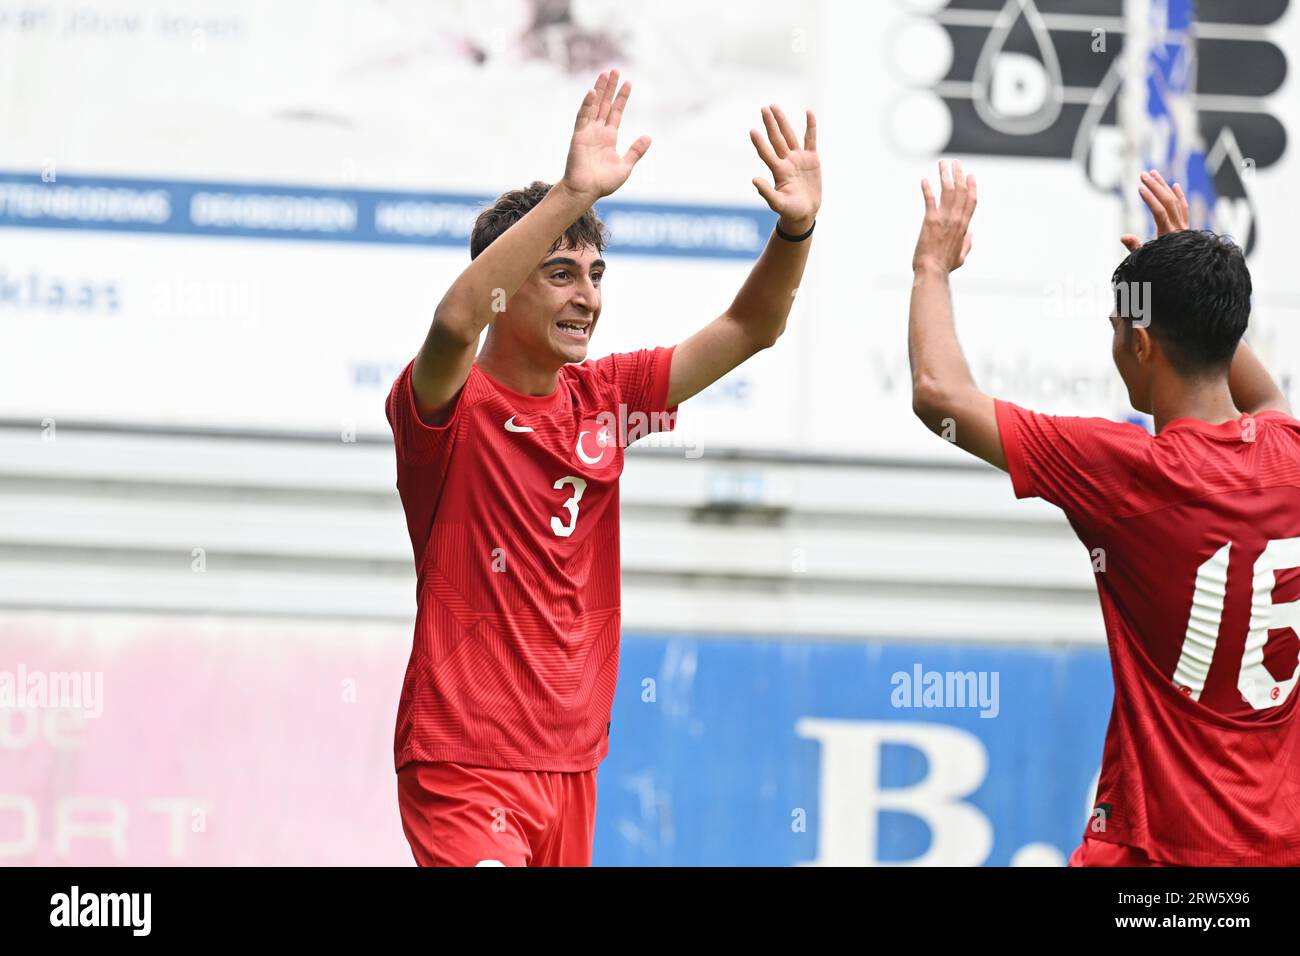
[596,633,1113,866]
[0,172,775,260]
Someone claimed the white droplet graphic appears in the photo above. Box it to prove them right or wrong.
[972,0,1064,136]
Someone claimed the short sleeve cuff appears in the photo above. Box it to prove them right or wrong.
[994,399,1035,500]
[648,344,679,428]
[386,360,467,460]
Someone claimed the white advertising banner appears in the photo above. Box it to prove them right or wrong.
[0,0,1296,459]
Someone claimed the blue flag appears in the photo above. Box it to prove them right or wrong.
[1140,0,1217,234]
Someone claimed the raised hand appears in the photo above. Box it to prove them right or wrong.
[750,105,821,233]
[1120,169,1189,251]
[913,159,977,274]
[560,70,652,203]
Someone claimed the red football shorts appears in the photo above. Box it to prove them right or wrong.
[397,761,598,867]
[1068,837,1173,867]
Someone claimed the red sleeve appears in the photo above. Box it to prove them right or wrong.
[384,359,468,465]
[591,345,678,434]
[994,399,1035,500]
[994,399,1151,524]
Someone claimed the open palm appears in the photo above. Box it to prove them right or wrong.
[562,70,651,202]
[750,105,821,230]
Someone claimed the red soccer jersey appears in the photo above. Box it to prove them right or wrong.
[997,401,1300,865]
[385,347,677,773]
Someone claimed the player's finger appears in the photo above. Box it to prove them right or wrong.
[1139,183,1173,233]
[804,110,817,152]
[1120,234,1142,251]
[961,231,973,262]
[1136,178,1167,226]
[607,80,633,129]
[1151,173,1181,222]
[574,86,597,130]
[963,172,978,223]
[596,69,620,123]
[589,72,609,121]
[622,134,651,168]
[750,128,781,173]
[753,176,780,208]
[1143,170,1182,227]
[762,107,788,158]
[1172,181,1189,226]
[920,178,937,213]
[772,104,800,153]
[938,160,954,207]
[953,158,966,191]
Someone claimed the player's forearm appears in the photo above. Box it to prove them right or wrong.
[1229,340,1291,415]
[721,220,814,348]
[429,181,595,346]
[908,263,978,430]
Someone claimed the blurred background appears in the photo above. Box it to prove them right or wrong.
[1,0,1296,865]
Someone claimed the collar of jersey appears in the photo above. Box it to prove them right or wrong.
[1159,409,1289,437]
[475,363,569,411]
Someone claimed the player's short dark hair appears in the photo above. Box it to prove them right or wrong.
[1111,229,1251,376]
[470,181,609,260]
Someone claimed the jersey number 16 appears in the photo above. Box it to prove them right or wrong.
[1175,538,1300,710]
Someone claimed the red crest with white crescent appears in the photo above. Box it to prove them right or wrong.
[575,418,617,472]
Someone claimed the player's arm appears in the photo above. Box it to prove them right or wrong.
[1230,342,1291,415]
[412,70,651,424]
[1122,168,1290,416]
[666,106,821,408]
[908,160,1007,471]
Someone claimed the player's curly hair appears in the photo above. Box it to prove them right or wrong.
[470,181,609,260]
[1112,229,1252,376]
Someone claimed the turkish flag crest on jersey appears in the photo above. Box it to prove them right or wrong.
[575,418,618,472]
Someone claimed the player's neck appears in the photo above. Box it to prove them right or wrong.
[1150,375,1239,433]
[476,344,562,397]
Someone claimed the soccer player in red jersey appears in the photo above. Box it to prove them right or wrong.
[386,71,821,865]
[908,160,1300,866]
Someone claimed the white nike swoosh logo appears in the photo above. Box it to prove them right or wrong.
[503,416,534,433]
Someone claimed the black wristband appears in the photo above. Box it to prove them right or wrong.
[774,219,816,242]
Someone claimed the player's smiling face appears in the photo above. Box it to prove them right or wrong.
[506,242,604,367]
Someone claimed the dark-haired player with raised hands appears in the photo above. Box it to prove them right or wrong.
[386,71,821,866]
[909,161,1300,865]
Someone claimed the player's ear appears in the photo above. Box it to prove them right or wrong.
[1131,325,1154,364]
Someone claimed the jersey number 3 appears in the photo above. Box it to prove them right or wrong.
[550,476,588,538]
[1174,538,1300,710]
